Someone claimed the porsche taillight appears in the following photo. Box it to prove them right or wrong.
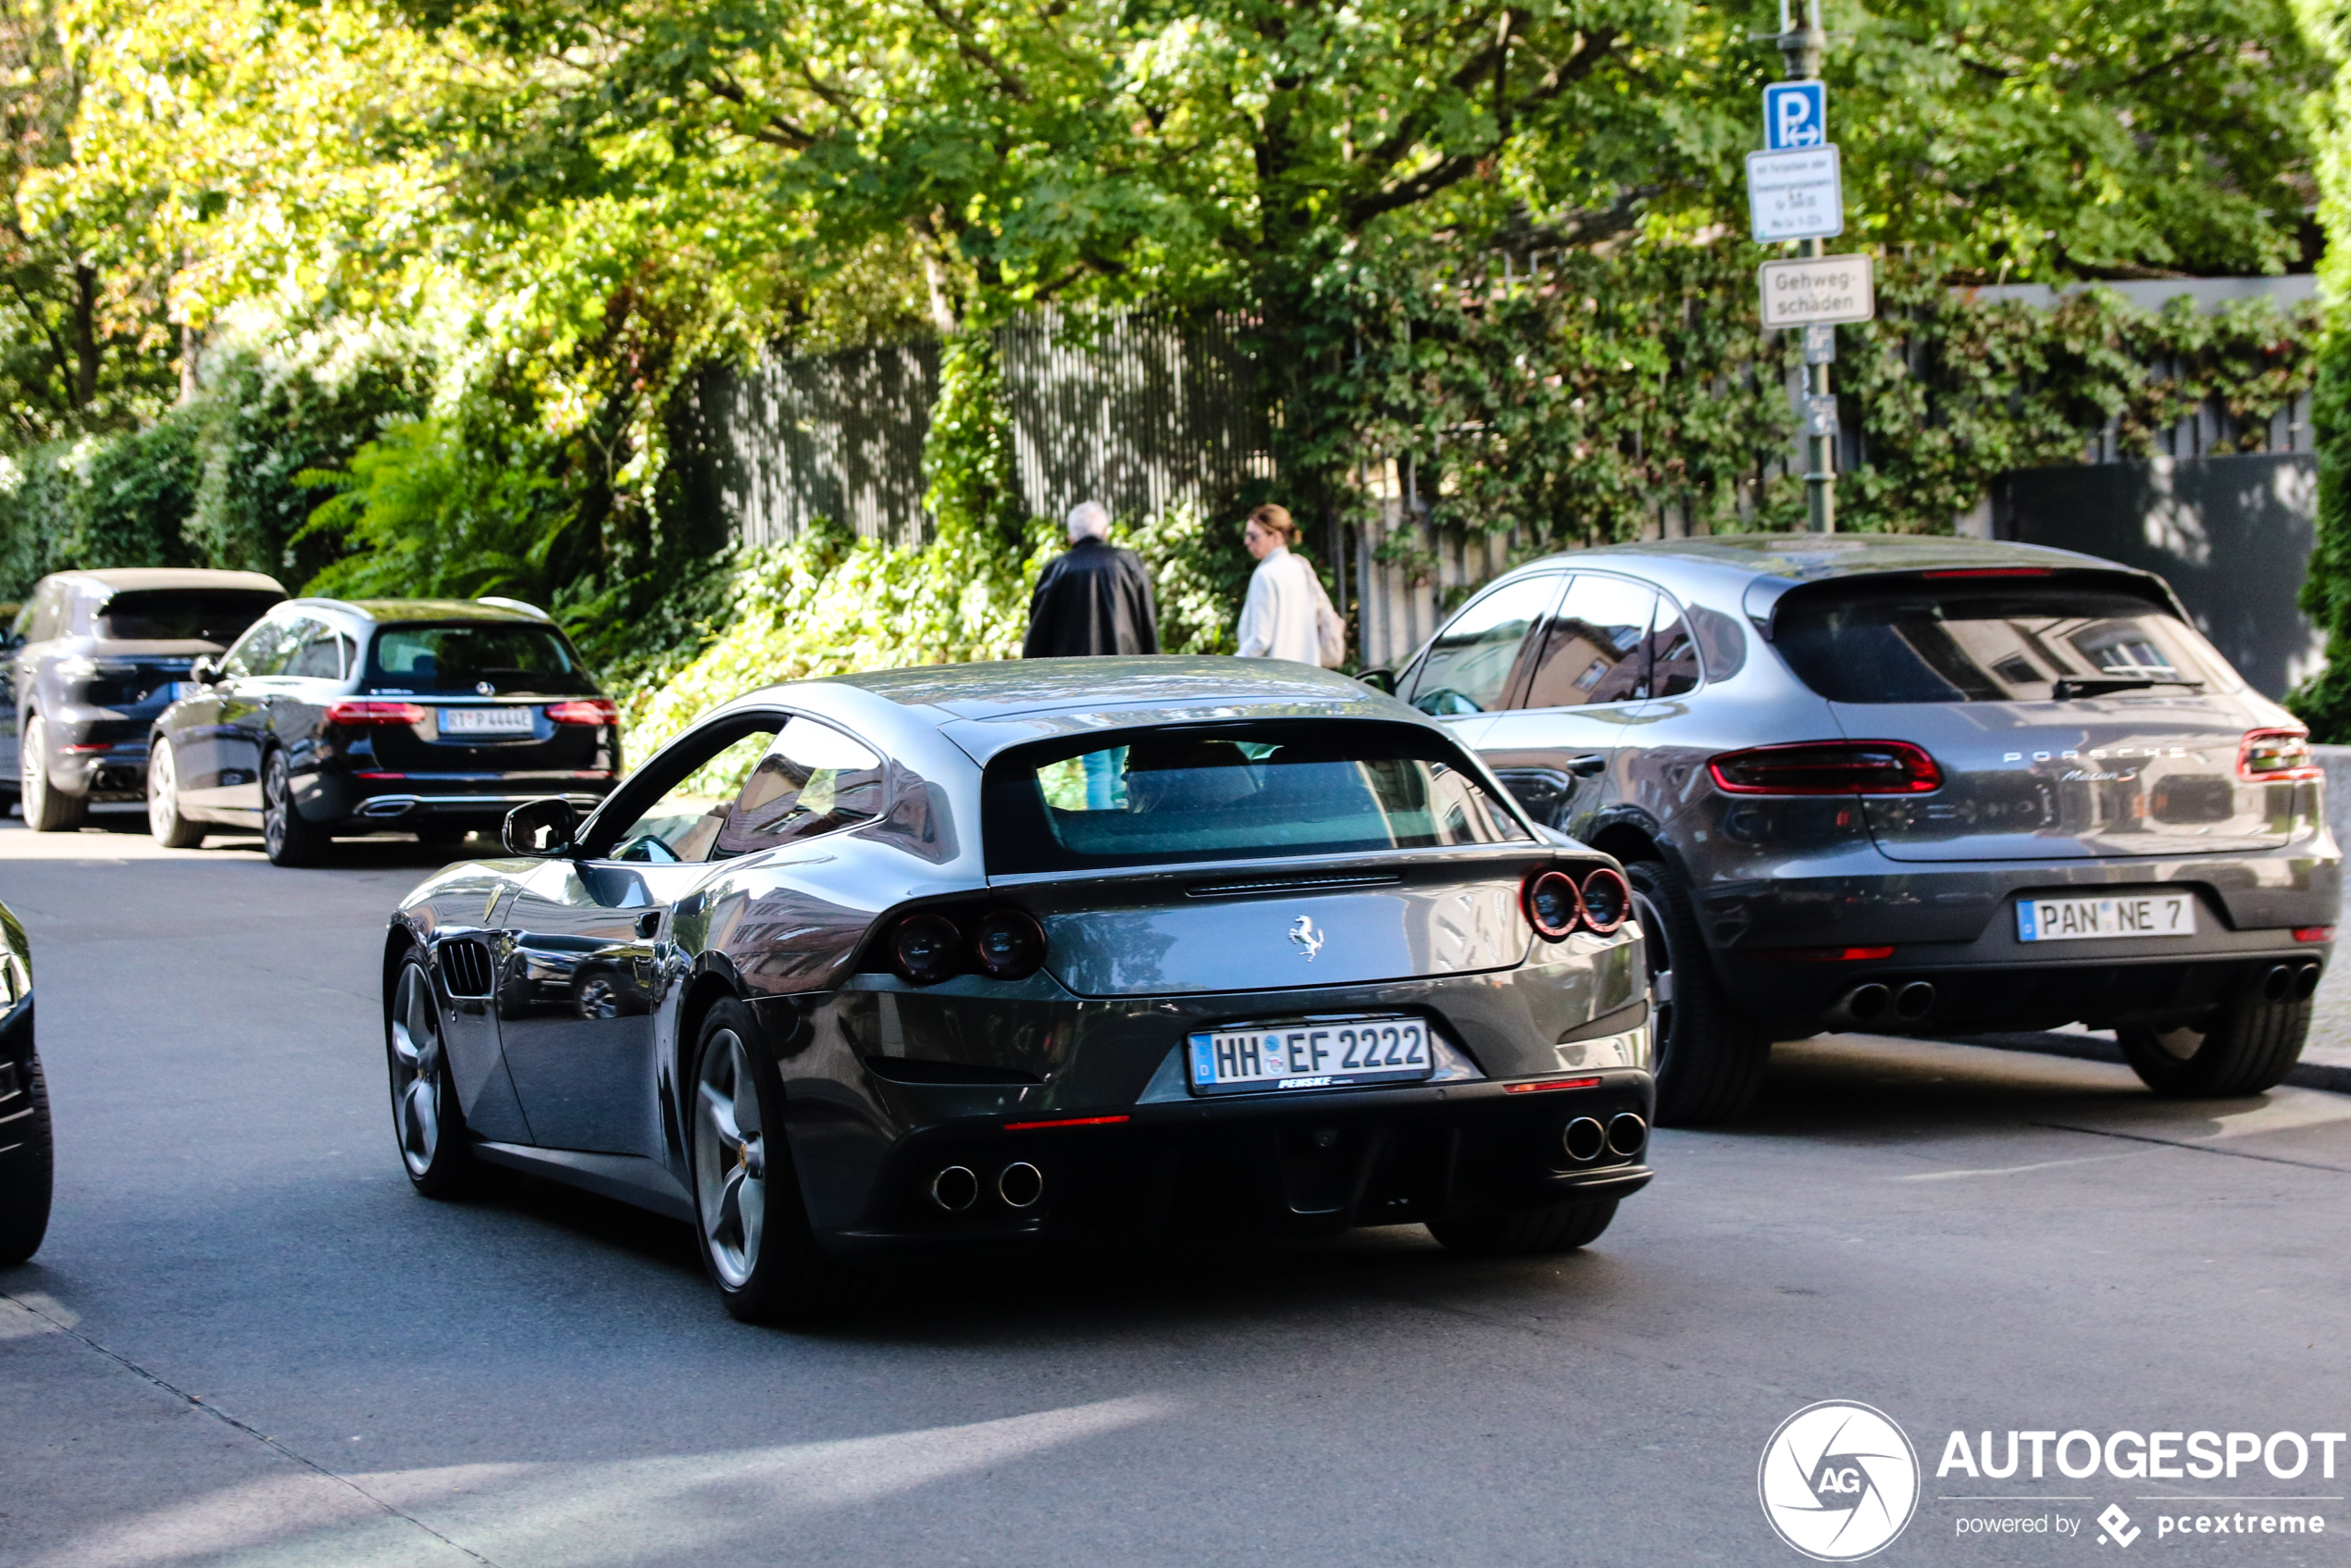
[1708,740,1943,795]
[2239,728,2320,782]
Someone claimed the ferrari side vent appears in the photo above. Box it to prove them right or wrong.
[438,939,495,999]
[1187,872,1401,899]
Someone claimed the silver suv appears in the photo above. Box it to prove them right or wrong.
[1393,535,2340,1123]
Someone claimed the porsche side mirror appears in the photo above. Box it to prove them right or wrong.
[503,797,578,858]
[189,654,220,685]
[1354,666,1397,695]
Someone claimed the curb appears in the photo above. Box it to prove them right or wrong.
[1942,1030,2351,1097]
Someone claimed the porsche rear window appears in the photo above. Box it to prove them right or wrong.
[982,722,1530,874]
[95,589,282,643]
[1774,579,2236,703]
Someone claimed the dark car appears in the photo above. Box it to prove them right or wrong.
[385,659,1657,1322]
[149,597,620,865]
[0,902,47,1264]
[1389,534,2341,1123]
[13,568,287,830]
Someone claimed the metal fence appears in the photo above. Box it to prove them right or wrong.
[678,277,2319,682]
[679,309,1272,549]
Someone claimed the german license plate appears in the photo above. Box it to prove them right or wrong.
[2016,892,2196,942]
[1187,1014,1434,1097]
[437,706,534,737]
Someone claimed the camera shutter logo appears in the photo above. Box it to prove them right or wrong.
[1759,1400,1921,1561]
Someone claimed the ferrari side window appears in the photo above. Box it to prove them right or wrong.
[712,717,886,856]
[611,728,778,863]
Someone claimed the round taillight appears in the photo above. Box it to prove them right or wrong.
[891,914,962,985]
[972,909,1047,980]
[1523,869,1583,940]
[1579,867,1632,934]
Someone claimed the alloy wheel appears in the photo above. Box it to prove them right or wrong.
[693,1028,767,1289]
[20,715,44,819]
[148,740,179,839]
[1631,887,1677,1064]
[262,753,289,860]
[389,963,445,1177]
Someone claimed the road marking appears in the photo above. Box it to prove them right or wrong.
[1894,1150,2152,1182]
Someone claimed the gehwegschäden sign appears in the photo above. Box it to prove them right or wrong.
[1756,255,1875,329]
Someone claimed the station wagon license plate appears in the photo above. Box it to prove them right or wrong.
[2016,892,2196,942]
[1187,1014,1434,1097]
[437,706,535,737]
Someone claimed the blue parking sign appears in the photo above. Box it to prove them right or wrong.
[1763,81,1827,149]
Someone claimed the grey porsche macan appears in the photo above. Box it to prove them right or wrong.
[1393,534,2342,1125]
[386,661,1655,1321]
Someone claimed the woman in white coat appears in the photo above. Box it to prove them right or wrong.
[1235,504,1340,666]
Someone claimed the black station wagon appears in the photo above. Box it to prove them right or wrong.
[149,597,620,865]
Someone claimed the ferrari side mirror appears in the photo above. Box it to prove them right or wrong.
[503,797,578,858]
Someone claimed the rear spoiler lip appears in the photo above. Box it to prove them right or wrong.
[1741,563,2190,641]
[980,840,1610,895]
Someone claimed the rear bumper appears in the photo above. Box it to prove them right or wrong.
[298,767,615,829]
[806,1070,1656,1262]
[1692,842,2339,1034]
[56,740,149,800]
[344,791,608,824]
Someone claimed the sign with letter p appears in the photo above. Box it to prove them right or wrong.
[1763,81,1826,149]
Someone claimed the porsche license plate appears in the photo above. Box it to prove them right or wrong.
[1187,1015,1433,1097]
[2016,892,2196,942]
[437,706,535,737]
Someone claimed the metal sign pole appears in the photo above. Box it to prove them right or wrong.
[1779,0,1835,532]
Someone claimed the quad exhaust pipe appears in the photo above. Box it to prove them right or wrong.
[929,1162,1047,1212]
[1836,979,1936,1027]
[1557,1113,1648,1164]
[2261,963,2324,1004]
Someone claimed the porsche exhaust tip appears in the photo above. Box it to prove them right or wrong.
[929,1165,979,1213]
[2262,964,2295,1003]
[997,1162,1044,1209]
[1605,1113,1648,1159]
[1894,981,1936,1022]
[1845,983,1891,1025]
[2295,962,2323,1001]
[1560,1116,1607,1164]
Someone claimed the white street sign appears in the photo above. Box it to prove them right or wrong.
[1746,145,1844,243]
[1757,254,1874,329]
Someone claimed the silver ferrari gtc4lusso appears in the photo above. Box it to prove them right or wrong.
[384,660,1654,1320]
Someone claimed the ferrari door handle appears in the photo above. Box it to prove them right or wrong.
[1565,754,1607,778]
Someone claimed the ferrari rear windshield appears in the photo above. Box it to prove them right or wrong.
[982,721,1531,875]
[364,623,596,694]
[1774,579,2237,703]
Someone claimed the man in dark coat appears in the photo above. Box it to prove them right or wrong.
[1022,501,1160,658]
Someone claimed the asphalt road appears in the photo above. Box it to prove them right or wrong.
[5,811,2350,1568]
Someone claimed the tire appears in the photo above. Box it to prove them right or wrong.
[2120,987,2311,1098]
[1627,859,1771,1126]
[1430,1198,1617,1257]
[19,715,85,833]
[690,1000,865,1324]
[0,1046,54,1264]
[387,949,493,1198]
[146,736,205,849]
[261,749,328,866]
